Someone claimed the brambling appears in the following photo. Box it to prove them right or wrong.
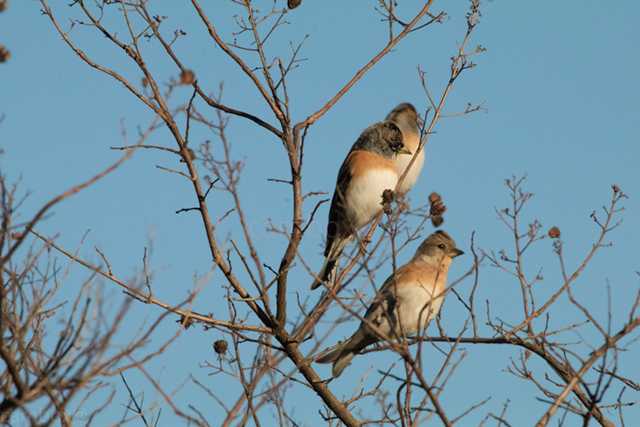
[385,103,423,194]
[310,120,413,290]
[315,230,464,377]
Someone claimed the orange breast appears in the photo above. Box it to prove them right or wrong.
[346,150,396,177]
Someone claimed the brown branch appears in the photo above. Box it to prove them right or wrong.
[29,230,271,335]
[298,0,435,128]
[0,144,136,267]
[134,4,283,137]
[40,1,161,116]
[190,0,285,124]
[535,317,639,427]
[275,330,361,427]
[508,188,625,336]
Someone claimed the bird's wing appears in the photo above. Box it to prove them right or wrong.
[363,262,432,333]
[360,267,410,337]
[324,153,354,257]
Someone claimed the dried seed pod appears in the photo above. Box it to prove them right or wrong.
[0,45,10,63]
[431,215,444,227]
[381,189,395,215]
[180,147,196,163]
[213,339,228,355]
[548,226,561,239]
[428,192,446,227]
[180,69,195,85]
[178,315,194,329]
[431,201,447,217]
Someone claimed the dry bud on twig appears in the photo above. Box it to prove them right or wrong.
[178,314,194,329]
[429,191,447,227]
[213,339,228,355]
[0,45,10,63]
[381,189,395,215]
[548,226,561,239]
[180,147,196,163]
[180,69,195,85]
[0,2,9,63]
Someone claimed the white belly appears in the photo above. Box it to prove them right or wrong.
[345,168,398,229]
[395,282,443,335]
[395,148,425,194]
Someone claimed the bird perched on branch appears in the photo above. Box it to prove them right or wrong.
[310,119,413,290]
[315,230,464,377]
[385,103,424,194]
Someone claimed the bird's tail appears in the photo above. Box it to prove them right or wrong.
[315,329,372,377]
[310,237,349,290]
[310,257,337,290]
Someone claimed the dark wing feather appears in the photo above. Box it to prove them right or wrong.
[360,271,400,335]
[324,154,353,256]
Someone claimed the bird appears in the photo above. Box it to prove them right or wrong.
[315,230,464,377]
[385,103,424,195]
[310,119,413,290]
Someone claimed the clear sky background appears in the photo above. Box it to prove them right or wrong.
[2,1,639,425]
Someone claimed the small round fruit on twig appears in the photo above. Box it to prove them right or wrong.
[180,69,196,85]
[0,45,10,63]
[213,339,228,355]
[547,226,561,239]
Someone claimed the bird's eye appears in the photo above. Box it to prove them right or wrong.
[438,244,446,249]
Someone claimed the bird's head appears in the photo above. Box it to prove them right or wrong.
[386,127,413,157]
[357,122,413,158]
[386,102,422,133]
[414,230,464,266]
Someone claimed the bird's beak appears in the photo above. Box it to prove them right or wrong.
[417,116,425,129]
[450,248,464,258]
[399,147,412,156]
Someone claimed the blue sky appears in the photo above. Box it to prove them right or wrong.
[2,1,639,425]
